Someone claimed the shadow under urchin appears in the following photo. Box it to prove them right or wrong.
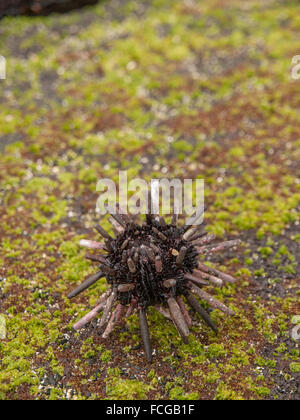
[68,201,241,362]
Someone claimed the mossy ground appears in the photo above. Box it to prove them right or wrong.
[0,0,299,400]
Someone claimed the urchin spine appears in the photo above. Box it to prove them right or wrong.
[68,200,240,362]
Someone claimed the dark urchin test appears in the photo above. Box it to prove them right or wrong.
[106,219,199,308]
[67,203,241,362]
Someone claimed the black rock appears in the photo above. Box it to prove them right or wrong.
[0,0,98,18]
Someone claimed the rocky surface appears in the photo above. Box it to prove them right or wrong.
[0,0,299,400]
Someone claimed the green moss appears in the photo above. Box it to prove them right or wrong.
[205,364,221,384]
[229,348,249,367]
[258,247,273,257]
[255,357,277,368]
[253,386,271,397]
[49,388,64,400]
[100,350,112,363]
[105,373,154,400]
[289,363,300,373]
[169,386,199,400]
[207,343,226,358]
[291,315,300,324]
[273,343,287,355]
[214,383,244,400]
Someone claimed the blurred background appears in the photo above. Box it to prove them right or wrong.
[0,0,299,401]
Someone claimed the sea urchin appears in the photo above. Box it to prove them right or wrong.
[68,202,241,362]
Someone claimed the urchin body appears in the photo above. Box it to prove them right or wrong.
[106,220,198,307]
[68,206,240,362]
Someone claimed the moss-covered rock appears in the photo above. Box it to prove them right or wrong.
[0,0,299,400]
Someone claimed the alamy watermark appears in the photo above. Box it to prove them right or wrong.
[291,55,300,80]
[0,315,6,339]
[0,56,6,80]
[96,171,204,225]
[291,316,300,341]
